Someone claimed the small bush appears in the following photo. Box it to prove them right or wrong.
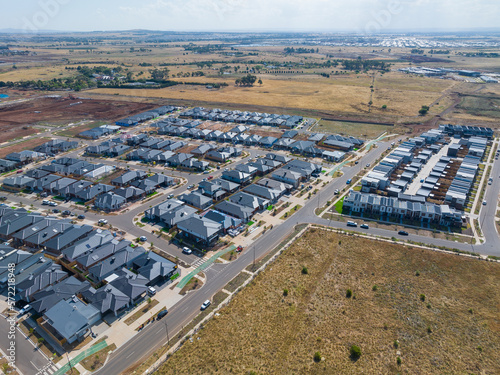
[283,289,289,297]
[346,289,352,298]
[468,308,474,314]
[393,340,399,349]
[302,266,309,275]
[415,271,420,276]
[419,294,426,302]
[477,346,483,352]
[372,285,378,291]
[426,303,431,309]
[427,326,432,333]
[314,351,322,362]
[349,345,361,360]
[397,356,402,365]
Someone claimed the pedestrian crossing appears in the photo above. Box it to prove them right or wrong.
[36,362,59,375]
[191,257,208,268]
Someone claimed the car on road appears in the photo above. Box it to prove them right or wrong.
[40,192,48,198]
[42,199,50,205]
[98,219,108,225]
[182,247,192,255]
[167,194,174,199]
[77,214,85,220]
[346,179,352,184]
[62,210,71,216]
[354,161,358,165]
[201,300,211,310]
[398,230,409,236]
[147,286,156,296]
[156,309,168,320]
[139,236,147,242]
[49,201,58,207]
[347,221,358,227]
[52,209,61,213]
[482,200,487,205]
[360,224,369,229]
[18,304,32,315]
[488,181,492,185]
[0,197,6,201]
[208,175,214,180]
[365,163,370,168]
[236,245,243,252]
[187,184,194,190]
[334,189,339,195]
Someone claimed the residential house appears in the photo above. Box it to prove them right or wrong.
[176,215,223,246]
[179,192,213,210]
[94,192,127,211]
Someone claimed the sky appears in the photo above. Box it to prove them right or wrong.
[2,0,500,33]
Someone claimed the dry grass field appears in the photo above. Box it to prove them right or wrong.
[313,120,394,139]
[157,228,500,375]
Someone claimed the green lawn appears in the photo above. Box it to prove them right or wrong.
[334,197,345,214]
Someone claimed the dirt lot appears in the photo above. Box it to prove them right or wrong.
[157,228,500,375]
[0,96,156,127]
[0,137,50,158]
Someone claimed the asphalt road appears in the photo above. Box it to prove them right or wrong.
[0,315,55,375]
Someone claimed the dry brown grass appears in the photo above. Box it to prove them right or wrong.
[157,229,500,375]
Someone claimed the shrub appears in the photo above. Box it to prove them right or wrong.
[302,266,309,275]
[419,294,426,302]
[314,351,322,362]
[415,271,420,276]
[349,345,361,360]
[393,340,399,349]
[397,356,402,365]
[372,285,378,291]
[346,289,352,298]
[283,289,289,297]
[427,326,432,333]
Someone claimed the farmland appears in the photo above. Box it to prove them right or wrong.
[157,228,500,374]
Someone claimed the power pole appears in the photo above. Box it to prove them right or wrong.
[67,352,73,374]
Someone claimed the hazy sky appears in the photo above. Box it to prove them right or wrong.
[2,0,499,33]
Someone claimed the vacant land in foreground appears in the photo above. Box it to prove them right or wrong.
[158,228,500,375]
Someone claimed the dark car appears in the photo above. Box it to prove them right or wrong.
[62,210,71,216]
[52,209,61,213]
[77,214,85,220]
[398,230,409,236]
[156,309,168,320]
[0,197,7,201]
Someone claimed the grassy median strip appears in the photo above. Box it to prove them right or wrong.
[80,343,117,372]
[124,299,159,326]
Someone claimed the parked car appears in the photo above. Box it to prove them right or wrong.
[346,179,352,184]
[182,247,192,255]
[49,201,58,207]
[354,161,358,165]
[42,200,50,205]
[52,209,61,213]
[360,224,369,229]
[347,221,358,227]
[236,245,243,252]
[98,219,108,225]
[167,194,174,199]
[157,309,168,320]
[482,200,487,205]
[365,163,370,168]
[40,192,48,198]
[139,236,147,242]
[62,210,71,216]
[208,175,214,180]
[0,197,6,201]
[398,230,409,236]
[77,214,86,220]
[19,304,32,315]
[187,184,194,190]
[334,189,339,195]
[147,286,156,296]
[201,300,211,310]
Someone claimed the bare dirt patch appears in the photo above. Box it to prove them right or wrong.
[157,228,500,375]
[0,96,156,127]
[0,137,50,158]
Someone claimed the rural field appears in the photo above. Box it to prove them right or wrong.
[158,228,500,375]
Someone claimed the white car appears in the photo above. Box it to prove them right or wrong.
[19,304,32,315]
[201,300,211,310]
[148,286,156,296]
[482,200,487,206]
[139,236,147,242]
[49,201,58,207]
[98,219,108,225]
[167,194,174,199]
[42,200,50,205]
[182,247,192,255]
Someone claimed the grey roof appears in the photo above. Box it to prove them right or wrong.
[132,252,177,283]
[24,220,73,246]
[109,268,148,301]
[62,230,115,261]
[31,276,91,314]
[176,215,223,240]
[3,175,36,188]
[16,264,67,301]
[179,192,213,209]
[94,192,127,211]
[0,214,44,237]
[243,184,281,201]
[88,246,146,281]
[145,199,197,226]
[75,239,131,269]
[214,200,254,221]
[76,183,114,201]
[11,218,59,241]
[111,170,147,185]
[81,284,130,315]
[44,298,100,341]
[228,192,269,210]
[43,225,93,253]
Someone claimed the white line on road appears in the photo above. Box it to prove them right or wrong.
[126,351,135,359]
